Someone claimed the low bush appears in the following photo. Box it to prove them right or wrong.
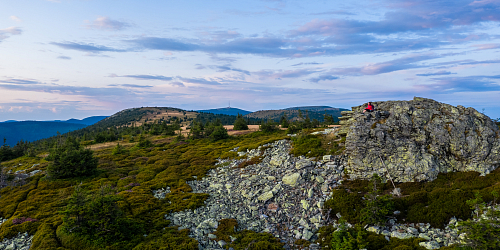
[233,114,249,130]
[46,143,98,179]
[290,133,325,158]
[60,184,145,246]
[318,222,426,250]
[259,120,279,133]
[213,219,284,250]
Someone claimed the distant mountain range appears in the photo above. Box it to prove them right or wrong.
[1,116,108,126]
[197,107,252,116]
[0,116,108,146]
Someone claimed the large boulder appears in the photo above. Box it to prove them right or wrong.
[338,97,500,182]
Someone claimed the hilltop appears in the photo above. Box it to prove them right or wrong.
[197,107,252,116]
[0,99,499,250]
[244,106,348,123]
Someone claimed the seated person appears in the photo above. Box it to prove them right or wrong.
[363,102,374,113]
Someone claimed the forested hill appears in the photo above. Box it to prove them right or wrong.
[196,107,251,116]
[244,108,345,122]
[0,121,87,146]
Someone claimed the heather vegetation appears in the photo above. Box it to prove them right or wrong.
[0,120,289,249]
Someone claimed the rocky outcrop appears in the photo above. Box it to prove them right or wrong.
[339,97,500,182]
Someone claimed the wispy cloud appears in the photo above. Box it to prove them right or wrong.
[308,74,339,83]
[254,68,320,80]
[471,43,500,50]
[0,27,22,41]
[414,75,500,93]
[111,74,173,81]
[311,10,354,15]
[177,77,221,85]
[291,62,322,66]
[109,84,153,88]
[416,71,455,76]
[85,17,131,31]
[51,42,125,53]
[199,65,251,75]
[330,53,439,76]
[10,16,21,22]
[0,82,133,97]
[0,78,44,85]
[57,56,71,60]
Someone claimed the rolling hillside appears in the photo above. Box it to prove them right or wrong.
[244,106,348,122]
[196,107,252,116]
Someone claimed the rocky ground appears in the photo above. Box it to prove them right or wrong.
[0,231,33,250]
[158,134,476,250]
[162,138,345,249]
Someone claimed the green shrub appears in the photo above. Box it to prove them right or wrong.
[324,189,364,224]
[290,133,325,158]
[112,143,127,155]
[360,174,395,226]
[233,114,249,130]
[46,141,98,179]
[60,184,144,246]
[212,219,284,250]
[209,125,229,141]
[259,120,279,133]
[330,222,367,250]
[135,139,153,149]
[452,192,500,250]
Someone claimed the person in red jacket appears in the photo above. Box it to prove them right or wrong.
[363,102,374,113]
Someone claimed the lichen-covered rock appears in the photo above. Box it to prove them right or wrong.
[282,173,301,187]
[339,97,500,182]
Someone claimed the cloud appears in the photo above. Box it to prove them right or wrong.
[0,78,44,85]
[198,30,241,42]
[169,82,185,87]
[414,75,500,92]
[85,17,131,31]
[308,75,339,83]
[51,42,125,53]
[209,65,250,75]
[311,11,354,15]
[471,43,500,50]
[0,81,132,97]
[416,71,455,76]
[0,26,22,41]
[177,77,221,85]
[57,56,71,60]
[128,37,200,51]
[254,68,320,80]
[115,84,153,88]
[113,74,174,81]
[291,62,322,66]
[330,53,439,76]
[10,16,21,22]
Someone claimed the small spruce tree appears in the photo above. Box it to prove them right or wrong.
[233,113,249,130]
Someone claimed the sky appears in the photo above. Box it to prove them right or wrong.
[1,0,500,121]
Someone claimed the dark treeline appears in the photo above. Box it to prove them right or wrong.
[196,112,263,125]
[0,139,35,162]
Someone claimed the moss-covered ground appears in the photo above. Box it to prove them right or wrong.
[0,131,288,249]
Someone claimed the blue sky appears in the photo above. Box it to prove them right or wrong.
[1,0,500,121]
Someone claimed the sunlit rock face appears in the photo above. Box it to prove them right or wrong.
[339,97,500,182]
